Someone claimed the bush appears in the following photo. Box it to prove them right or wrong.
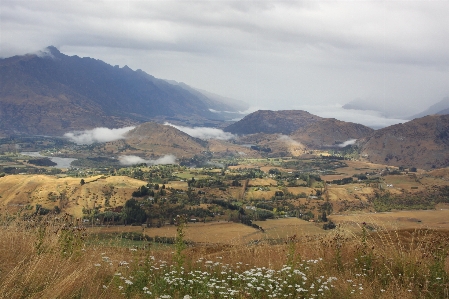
[323,221,336,230]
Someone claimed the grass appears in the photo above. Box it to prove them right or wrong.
[0,212,448,298]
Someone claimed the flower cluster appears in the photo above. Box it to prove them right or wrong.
[106,255,339,298]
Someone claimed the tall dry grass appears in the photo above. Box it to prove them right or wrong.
[0,211,448,298]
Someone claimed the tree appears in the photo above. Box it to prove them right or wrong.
[80,179,85,185]
[321,211,328,222]
[123,199,147,224]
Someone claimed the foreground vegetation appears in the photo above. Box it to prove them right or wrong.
[0,213,448,299]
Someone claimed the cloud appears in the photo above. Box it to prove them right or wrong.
[1,1,448,115]
[291,104,409,129]
[118,155,176,166]
[35,49,55,59]
[278,135,302,147]
[64,126,135,144]
[338,139,357,148]
[165,122,236,140]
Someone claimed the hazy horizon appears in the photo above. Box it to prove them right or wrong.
[1,1,448,126]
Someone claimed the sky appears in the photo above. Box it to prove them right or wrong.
[1,1,449,127]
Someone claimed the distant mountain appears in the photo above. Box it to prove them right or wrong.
[342,98,413,118]
[290,118,374,149]
[90,122,207,158]
[359,115,449,169]
[0,46,245,135]
[408,97,449,119]
[224,110,323,135]
[165,80,248,120]
[124,122,207,157]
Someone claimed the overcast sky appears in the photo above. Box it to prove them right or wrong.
[1,1,449,126]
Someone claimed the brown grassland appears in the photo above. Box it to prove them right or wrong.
[0,209,448,298]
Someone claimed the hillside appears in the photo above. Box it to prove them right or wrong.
[0,174,144,217]
[359,115,449,169]
[165,80,249,122]
[290,118,374,149]
[123,122,207,158]
[224,110,322,135]
[236,133,307,157]
[0,46,243,135]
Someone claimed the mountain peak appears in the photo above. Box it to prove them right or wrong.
[45,45,61,55]
[33,46,62,59]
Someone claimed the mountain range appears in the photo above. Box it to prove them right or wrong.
[100,111,449,169]
[0,46,246,135]
[342,97,449,120]
[408,97,449,120]
[2,47,449,170]
[228,111,449,169]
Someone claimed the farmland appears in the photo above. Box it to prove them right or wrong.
[1,145,449,298]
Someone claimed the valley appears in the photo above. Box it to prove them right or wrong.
[2,133,449,235]
[1,46,449,298]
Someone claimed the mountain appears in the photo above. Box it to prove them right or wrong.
[224,110,323,135]
[359,115,449,169]
[0,46,245,135]
[88,122,207,159]
[165,80,248,121]
[342,98,415,118]
[124,122,207,158]
[290,118,374,149]
[408,97,449,119]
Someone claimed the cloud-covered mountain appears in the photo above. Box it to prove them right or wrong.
[408,97,449,120]
[0,46,245,135]
[341,98,415,119]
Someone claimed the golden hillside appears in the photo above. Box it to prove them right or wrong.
[0,175,145,217]
[290,118,374,148]
[360,114,449,169]
[124,122,207,158]
[237,133,307,156]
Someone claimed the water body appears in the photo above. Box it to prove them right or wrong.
[20,152,77,169]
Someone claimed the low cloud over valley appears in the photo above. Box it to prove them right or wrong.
[165,123,235,140]
[64,127,135,145]
[118,155,176,166]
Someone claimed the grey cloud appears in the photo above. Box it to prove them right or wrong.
[165,123,236,140]
[294,104,409,129]
[1,1,448,118]
[278,135,303,147]
[64,127,135,145]
[338,139,357,148]
[118,155,176,166]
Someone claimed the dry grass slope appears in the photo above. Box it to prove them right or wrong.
[0,213,447,298]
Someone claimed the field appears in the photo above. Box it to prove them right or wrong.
[331,207,449,232]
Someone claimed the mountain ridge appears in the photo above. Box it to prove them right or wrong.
[408,97,449,119]
[359,114,449,169]
[224,110,323,135]
[0,46,245,135]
